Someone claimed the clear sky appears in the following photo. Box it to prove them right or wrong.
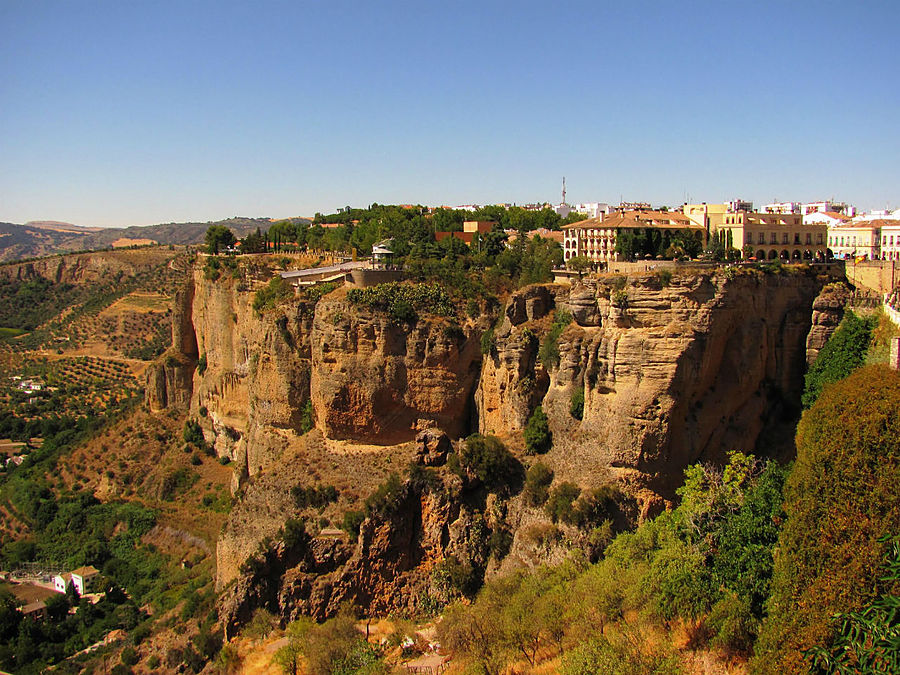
[1,0,898,227]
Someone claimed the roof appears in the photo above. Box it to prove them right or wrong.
[280,261,368,280]
[563,212,702,231]
[859,219,900,229]
[823,211,851,221]
[71,566,99,578]
[434,231,474,244]
[56,573,72,583]
[831,221,883,230]
[22,601,46,614]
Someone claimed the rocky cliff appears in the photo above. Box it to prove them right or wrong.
[0,247,179,283]
[310,291,486,444]
[151,262,848,624]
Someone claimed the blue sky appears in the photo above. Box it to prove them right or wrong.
[1,0,898,227]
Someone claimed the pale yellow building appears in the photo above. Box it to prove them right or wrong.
[683,203,730,232]
[562,210,705,264]
[827,222,881,260]
[683,200,753,232]
[717,212,828,261]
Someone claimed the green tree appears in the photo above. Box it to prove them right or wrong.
[802,310,875,408]
[753,366,900,674]
[567,255,593,276]
[205,225,236,255]
[524,406,551,454]
[570,386,584,420]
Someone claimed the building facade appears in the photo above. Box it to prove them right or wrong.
[562,211,704,264]
[880,221,900,260]
[717,212,828,261]
[683,200,753,233]
[802,200,855,216]
[827,222,881,260]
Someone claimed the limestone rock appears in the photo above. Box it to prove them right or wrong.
[505,284,554,325]
[806,282,851,364]
[415,428,450,466]
[309,290,484,444]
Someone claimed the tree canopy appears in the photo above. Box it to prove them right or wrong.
[753,365,900,674]
[204,225,235,255]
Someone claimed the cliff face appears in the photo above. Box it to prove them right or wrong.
[539,272,824,499]
[310,291,485,444]
[0,248,178,283]
[163,263,845,624]
[146,281,198,412]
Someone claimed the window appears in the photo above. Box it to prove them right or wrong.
[758,232,765,244]
[794,233,801,245]
[806,233,812,244]
[782,233,789,244]
[817,234,823,245]
[770,233,777,244]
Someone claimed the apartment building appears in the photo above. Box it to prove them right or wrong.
[561,210,704,264]
[717,212,828,261]
[878,221,900,260]
[828,222,881,260]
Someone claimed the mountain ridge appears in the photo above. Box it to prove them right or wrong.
[0,216,311,262]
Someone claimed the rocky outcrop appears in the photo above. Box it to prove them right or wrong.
[309,291,485,444]
[475,287,554,435]
[0,248,177,283]
[207,264,848,627]
[146,279,198,412]
[218,476,495,633]
[805,282,851,365]
[415,428,451,466]
[534,271,826,499]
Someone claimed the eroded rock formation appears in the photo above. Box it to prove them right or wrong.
[151,262,847,624]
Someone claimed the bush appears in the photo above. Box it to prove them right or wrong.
[364,473,405,517]
[346,282,454,323]
[197,353,207,375]
[570,386,584,420]
[802,310,875,408]
[753,366,900,673]
[183,419,204,447]
[292,484,338,509]
[538,309,572,368]
[252,277,293,315]
[120,646,138,666]
[342,510,365,538]
[434,555,481,598]
[455,434,523,493]
[523,462,554,507]
[545,482,581,523]
[299,399,314,434]
[524,406,551,455]
[480,326,495,355]
[571,485,620,529]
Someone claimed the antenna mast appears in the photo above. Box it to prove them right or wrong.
[562,177,566,205]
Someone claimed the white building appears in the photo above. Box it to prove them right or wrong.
[53,573,72,594]
[573,202,613,219]
[806,211,852,227]
[879,221,900,261]
[71,566,100,595]
[802,201,855,216]
[855,208,900,222]
[764,202,801,214]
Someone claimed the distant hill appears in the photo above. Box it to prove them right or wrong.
[0,216,311,262]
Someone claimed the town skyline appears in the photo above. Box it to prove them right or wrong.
[2,1,898,227]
